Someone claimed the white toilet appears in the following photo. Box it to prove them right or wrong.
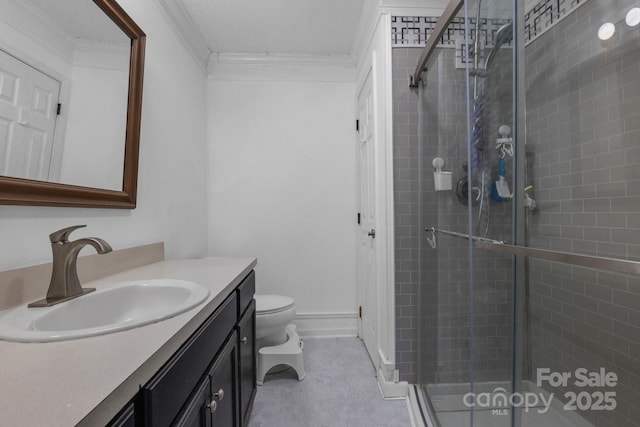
[255,295,296,347]
[254,294,305,385]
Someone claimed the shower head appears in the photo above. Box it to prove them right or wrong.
[484,23,513,70]
[495,23,514,46]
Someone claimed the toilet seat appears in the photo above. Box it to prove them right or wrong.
[255,295,295,315]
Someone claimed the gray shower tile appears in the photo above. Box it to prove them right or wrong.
[611,164,640,181]
[572,293,598,312]
[598,301,630,323]
[571,212,597,226]
[624,113,640,133]
[598,242,630,260]
[583,227,611,242]
[612,289,640,311]
[611,228,640,244]
[596,212,627,227]
[583,198,611,213]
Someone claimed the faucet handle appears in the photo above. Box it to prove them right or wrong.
[49,225,86,243]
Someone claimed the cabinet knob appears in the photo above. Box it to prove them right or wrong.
[241,336,248,344]
[208,400,217,413]
[214,389,224,401]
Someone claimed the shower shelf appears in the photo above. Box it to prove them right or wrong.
[425,227,640,276]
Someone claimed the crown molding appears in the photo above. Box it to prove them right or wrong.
[154,0,211,72]
[208,53,356,82]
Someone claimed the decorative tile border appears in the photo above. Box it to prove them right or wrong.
[391,16,511,68]
[391,0,591,51]
[391,16,461,47]
[524,0,589,44]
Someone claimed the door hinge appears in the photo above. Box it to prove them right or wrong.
[359,306,362,318]
[356,119,359,132]
[357,212,361,225]
[56,103,61,115]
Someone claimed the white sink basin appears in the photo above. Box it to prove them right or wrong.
[0,280,210,342]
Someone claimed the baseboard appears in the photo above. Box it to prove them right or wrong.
[294,311,358,338]
[379,351,395,381]
[377,368,409,399]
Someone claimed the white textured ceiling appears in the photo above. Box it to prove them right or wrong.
[178,0,366,56]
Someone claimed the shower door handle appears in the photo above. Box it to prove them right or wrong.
[476,241,640,276]
[368,229,376,238]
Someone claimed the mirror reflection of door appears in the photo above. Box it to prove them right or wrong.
[0,0,131,191]
[0,48,61,181]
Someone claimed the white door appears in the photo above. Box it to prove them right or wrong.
[0,49,60,181]
[357,69,379,365]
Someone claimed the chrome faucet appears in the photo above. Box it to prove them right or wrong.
[29,225,113,307]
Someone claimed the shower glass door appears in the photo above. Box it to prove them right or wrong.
[414,0,517,425]
[467,0,517,426]
[413,0,640,426]
[509,0,640,426]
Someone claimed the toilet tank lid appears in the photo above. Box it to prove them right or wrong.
[255,294,295,314]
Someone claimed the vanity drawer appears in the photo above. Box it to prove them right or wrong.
[236,271,255,317]
[142,292,238,427]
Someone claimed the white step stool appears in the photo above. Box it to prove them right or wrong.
[256,324,305,385]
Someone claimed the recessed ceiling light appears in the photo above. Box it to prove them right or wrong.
[597,22,616,40]
[626,7,640,27]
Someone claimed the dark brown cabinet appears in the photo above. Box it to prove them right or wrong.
[207,333,239,426]
[107,271,256,427]
[175,332,239,427]
[174,377,211,427]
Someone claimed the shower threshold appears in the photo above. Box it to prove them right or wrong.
[412,381,596,427]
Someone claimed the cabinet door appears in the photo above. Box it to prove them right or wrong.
[174,377,211,427]
[237,300,256,427]
[143,294,237,427]
[208,331,239,427]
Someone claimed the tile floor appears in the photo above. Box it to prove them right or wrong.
[248,337,413,427]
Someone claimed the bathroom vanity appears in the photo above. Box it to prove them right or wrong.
[115,270,256,427]
[0,255,257,427]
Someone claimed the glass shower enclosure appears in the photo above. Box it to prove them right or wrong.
[402,0,640,426]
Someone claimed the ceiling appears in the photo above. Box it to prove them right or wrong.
[178,0,367,56]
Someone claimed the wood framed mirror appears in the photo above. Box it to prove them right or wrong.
[0,0,145,209]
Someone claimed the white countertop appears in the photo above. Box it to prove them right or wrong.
[0,256,257,427]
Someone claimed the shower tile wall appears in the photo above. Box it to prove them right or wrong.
[393,47,425,382]
[525,0,640,425]
[393,47,513,385]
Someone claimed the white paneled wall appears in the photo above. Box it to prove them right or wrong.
[206,74,358,337]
